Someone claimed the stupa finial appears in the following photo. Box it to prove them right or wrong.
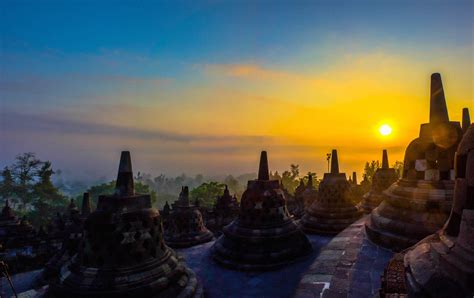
[330,149,339,174]
[81,192,91,216]
[429,73,449,124]
[462,108,470,133]
[115,151,134,196]
[382,149,389,169]
[258,151,270,180]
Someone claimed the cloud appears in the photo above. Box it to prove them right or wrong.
[0,109,272,144]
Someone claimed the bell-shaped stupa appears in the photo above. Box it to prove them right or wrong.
[301,150,363,234]
[381,124,474,297]
[301,174,318,208]
[49,151,203,297]
[212,185,239,231]
[164,186,214,248]
[211,151,312,270]
[360,150,398,213]
[366,73,464,251]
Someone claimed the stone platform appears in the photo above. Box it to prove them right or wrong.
[295,217,393,298]
[2,216,394,298]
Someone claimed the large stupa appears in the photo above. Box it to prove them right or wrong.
[48,151,203,297]
[366,73,465,251]
[211,151,312,270]
[381,124,474,297]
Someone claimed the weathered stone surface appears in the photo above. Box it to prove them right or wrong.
[302,150,363,235]
[381,124,474,297]
[206,186,239,236]
[366,73,463,251]
[165,186,214,248]
[48,151,202,297]
[211,151,312,270]
[295,217,394,298]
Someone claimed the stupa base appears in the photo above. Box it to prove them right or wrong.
[210,220,312,271]
[365,200,448,251]
[301,205,363,235]
[165,231,214,248]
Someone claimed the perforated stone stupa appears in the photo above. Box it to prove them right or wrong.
[381,124,474,297]
[0,199,37,250]
[49,151,203,297]
[360,150,398,213]
[164,186,213,248]
[211,151,312,270]
[301,149,363,235]
[366,73,464,251]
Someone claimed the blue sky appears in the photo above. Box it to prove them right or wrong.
[1,0,472,180]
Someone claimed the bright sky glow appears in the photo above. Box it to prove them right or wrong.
[0,1,472,180]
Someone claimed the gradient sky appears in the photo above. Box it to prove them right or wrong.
[1,0,472,181]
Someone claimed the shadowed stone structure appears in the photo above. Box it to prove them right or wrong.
[366,73,464,251]
[381,124,474,297]
[360,150,398,213]
[43,196,88,283]
[301,150,363,235]
[211,185,239,232]
[49,151,203,298]
[81,192,91,218]
[211,151,312,270]
[462,107,471,134]
[286,180,305,219]
[165,186,214,248]
[301,174,318,208]
[0,200,37,250]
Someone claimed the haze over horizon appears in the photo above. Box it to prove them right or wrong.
[1,1,472,182]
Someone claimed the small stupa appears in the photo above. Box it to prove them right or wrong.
[0,199,37,249]
[301,174,318,208]
[366,73,464,251]
[212,185,239,230]
[211,151,312,270]
[285,180,305,219]
[360,150,398,213]
[301,150,363,235]
[49,151,203,297]
[380,124,474,297]
[164,186,214,248]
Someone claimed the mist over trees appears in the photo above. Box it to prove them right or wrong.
[0,152,404,230]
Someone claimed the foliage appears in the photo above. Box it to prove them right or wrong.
[392,161,404,178]
[0,153,68,227]
[270,166,319,194]
[363,160,380,182]
[190,181,226,209]
[76,180,158,208]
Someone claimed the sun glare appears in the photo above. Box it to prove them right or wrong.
[379,124,392,136]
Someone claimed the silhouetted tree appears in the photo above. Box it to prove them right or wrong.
[364,160,380,183]
[190,181,225,209]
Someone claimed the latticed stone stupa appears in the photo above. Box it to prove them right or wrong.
[301,149,363,235]
[366,73,465,251]
[164,186,214,248]
[0,199,37,250]
[49,151,203,297]
[211,151,312,270]
[211,185,239,232]
[360,150,398,213]
[381,124,474,297]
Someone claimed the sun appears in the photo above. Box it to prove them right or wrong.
[379,124,392,136]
